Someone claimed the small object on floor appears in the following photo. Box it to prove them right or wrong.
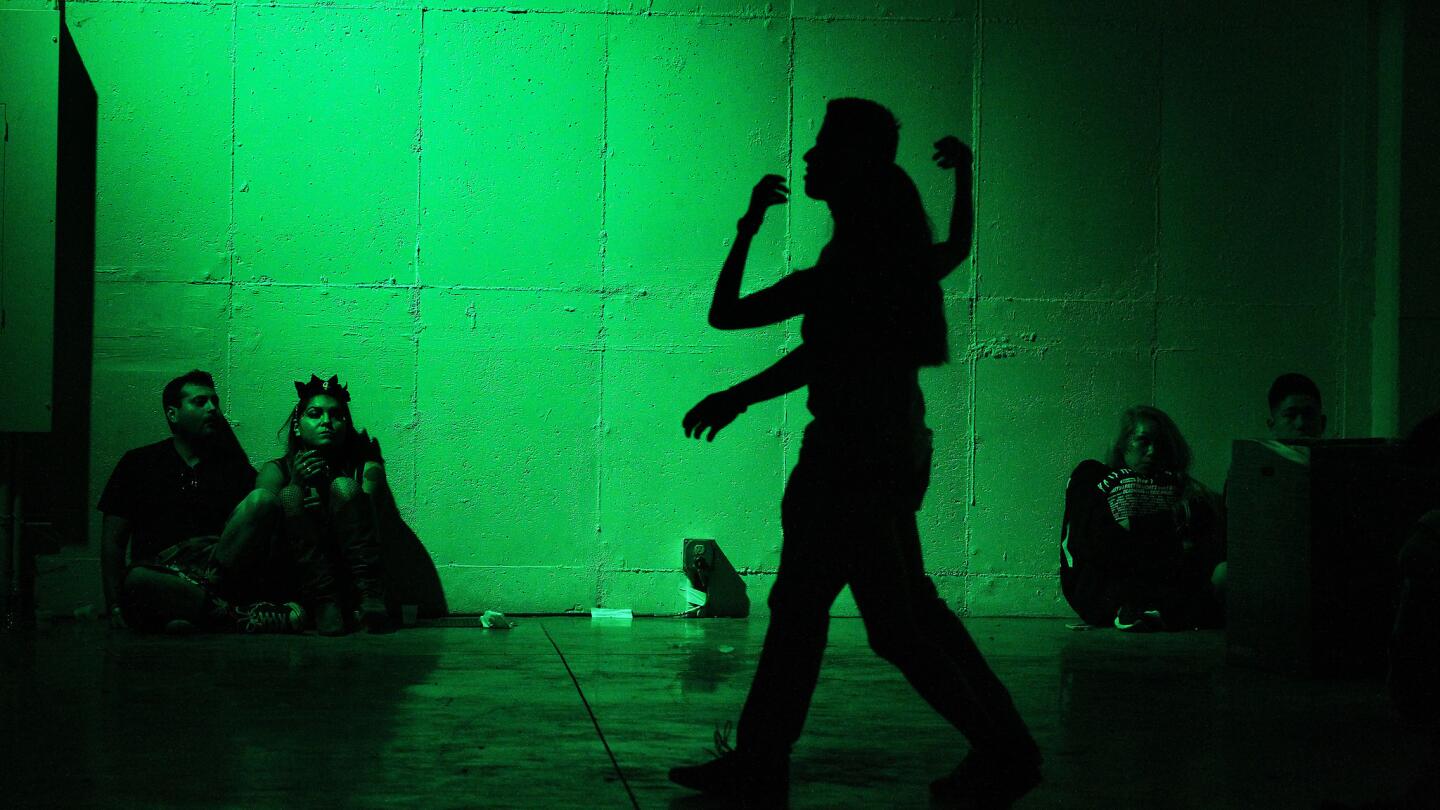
[357,595,390,634]
[236,601,306,635]
[1066,622,1098,631]
[929,751,1042,809]
[1114,606,1165,632]
[315,601,346,636]
[480,610,514,629]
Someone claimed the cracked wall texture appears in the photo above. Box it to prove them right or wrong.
[61,0,1376,616]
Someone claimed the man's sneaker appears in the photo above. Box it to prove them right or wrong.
[316,600,346,637]
[236,601,306,634]
[668,724,789,807]
[357,595,390,634]
[1114,605,1165,632]
[930,751,1042,809]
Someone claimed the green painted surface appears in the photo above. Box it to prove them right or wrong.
[234,7,420,285]
[60,1,1377,618]
[420,13,606,289]
[0,7,59,432]
[68,2,231,284]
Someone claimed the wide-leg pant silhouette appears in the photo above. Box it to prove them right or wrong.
[736,443,1040,765]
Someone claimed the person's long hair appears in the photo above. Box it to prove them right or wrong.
[1105,405,1215,528]
[819,99,948,367]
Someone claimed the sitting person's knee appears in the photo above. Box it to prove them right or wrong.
[329,476,362,503]
[242,488,281,517]
[279,484,307,518]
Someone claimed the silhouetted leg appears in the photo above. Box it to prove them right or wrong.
[736,460,848,757]
[328,477,384,603]
[851,509,1040,766]
[329,477,389,632]
[279,483,339,605]
[119,564,219,632]
[209,489,281,602]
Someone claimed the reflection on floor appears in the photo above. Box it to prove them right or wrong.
[1,618,1433,809]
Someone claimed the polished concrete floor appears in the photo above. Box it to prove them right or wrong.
[1,617,1432,809]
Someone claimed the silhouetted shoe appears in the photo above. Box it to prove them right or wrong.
[236,601,306,634]
[357,595,390,634]
[164,619,197,635]
[315,601,346,636]
[1114,605,1165,632]
[930,751,1041,809]
[668,725,788,807]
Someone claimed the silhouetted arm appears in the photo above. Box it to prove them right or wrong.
[709,174,807,330]
[930,136,974,280]
[683,345,811,442]
[730,344,811,405]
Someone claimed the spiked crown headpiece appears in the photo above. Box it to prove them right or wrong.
[294,374,350,404]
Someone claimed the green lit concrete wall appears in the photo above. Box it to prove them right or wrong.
[64,0,1375,617]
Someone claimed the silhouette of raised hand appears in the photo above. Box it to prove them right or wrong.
[932,136,973,170]
[356,429,383,464]
[682,390,747,442]
[739,174,789,232]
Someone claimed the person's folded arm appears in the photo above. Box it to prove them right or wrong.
[708,174,807,330]
[708,234,809,330]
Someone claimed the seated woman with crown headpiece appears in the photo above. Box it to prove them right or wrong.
[253,374,392,636]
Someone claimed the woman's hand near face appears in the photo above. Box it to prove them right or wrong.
[294,449,330,488]
[740,174,789,232]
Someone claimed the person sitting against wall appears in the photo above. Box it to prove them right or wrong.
[1060,405,1226,631]
[99,369,305,634]
[1213,372,1330,601]
[1267,372,1327,441]
[255,375,391,636]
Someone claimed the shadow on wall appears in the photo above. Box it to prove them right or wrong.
[381,512,447,618]
[23,5,97,555]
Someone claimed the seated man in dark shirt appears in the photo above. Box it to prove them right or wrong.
[1060,405,1226,631]
[99,369,302,633]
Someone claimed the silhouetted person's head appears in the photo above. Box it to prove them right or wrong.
[283,375,358,459]
[803,98,946,366]
[1267,373,1325,440]
[162,370,223,441]
[1107,405,1192,477]
[803,98,899,204]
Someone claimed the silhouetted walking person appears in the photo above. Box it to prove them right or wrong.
[669,99,1041,808]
